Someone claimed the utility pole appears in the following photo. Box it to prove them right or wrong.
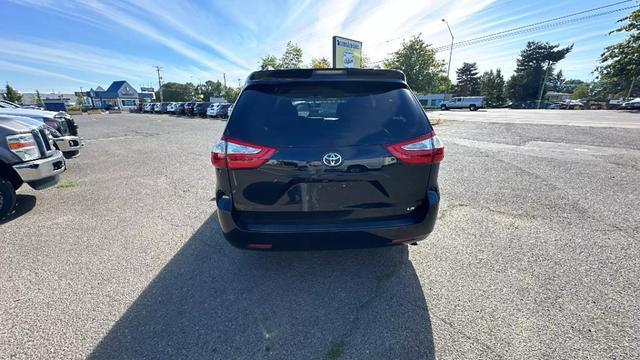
[223,73,227,89]
[237,78,241,89]
[154,65,164,102]
[627,76,636,98]
[442,19,454,101]
[537,60,551,109]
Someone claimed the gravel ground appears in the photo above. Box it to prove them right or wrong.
[1,111,638,359]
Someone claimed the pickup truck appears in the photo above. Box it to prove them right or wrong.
[0,115,66,219]
[440,96,486,111]
[0,100,83,159]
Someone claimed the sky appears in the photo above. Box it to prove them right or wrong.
[0,0,636,94]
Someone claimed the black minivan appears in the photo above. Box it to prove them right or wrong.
[211,69,443,250]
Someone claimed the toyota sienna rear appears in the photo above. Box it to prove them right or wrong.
[211,69,443,250]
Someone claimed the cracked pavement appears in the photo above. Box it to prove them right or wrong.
[1,112,639,359]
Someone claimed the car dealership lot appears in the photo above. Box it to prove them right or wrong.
[1,112,638,359]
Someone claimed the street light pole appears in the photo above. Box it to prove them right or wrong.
[442,19,454,101]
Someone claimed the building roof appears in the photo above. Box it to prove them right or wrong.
[96,80,126,98]
[87,81,137,99]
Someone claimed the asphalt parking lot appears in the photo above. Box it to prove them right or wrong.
[1,110,639,359]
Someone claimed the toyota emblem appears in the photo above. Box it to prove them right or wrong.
[322,152,343,167]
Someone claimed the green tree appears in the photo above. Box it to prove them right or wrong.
[260,54,280,70]
[548,70,565,92]
[197,80,224,100]
[35,89,44,106]
[223,86,240,103]
[479,69,506,106]
[455,62,480,96]
[75,91,85,106]
[596,8,640,98]
[383,35,447,93]
[157,82,196,101]
[572,84,590,100]
[5,84,22,104]
[310,57,331,69]
[505,41,573,102]
[279,41,303,69]
[560,79,586,93]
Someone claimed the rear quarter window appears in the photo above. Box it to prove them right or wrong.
[225,81,431,147]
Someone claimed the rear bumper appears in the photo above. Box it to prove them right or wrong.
[216,191,440,250]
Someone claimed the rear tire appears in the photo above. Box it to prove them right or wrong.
[440,104,448,110]
[0,177,17,220]
[469,104,477,111]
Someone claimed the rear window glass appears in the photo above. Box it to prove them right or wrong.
[226,81,431,147]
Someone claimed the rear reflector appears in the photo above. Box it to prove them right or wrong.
[385,131,444,165]
[247,243,273,249]
[211,137,277,169]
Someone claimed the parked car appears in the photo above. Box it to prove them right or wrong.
[211,69,443,250]
[0,115,66,219]
[547,103,561,109]
[227,104,234,118]
[185,102,196,116]
[0,103,83,159]
[169,102,182,113]
[176,102,187,115]
[607,99,625,110]
[440,96,485,111]
[559,100,584,110]
[143,103,154,113]
[159,102,170,113]
[217,103,231,119]
[153,103,162,113]
[207,103,224,118]
[194,102,211,117]
[621,98,640,110]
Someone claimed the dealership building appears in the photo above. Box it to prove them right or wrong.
[84,80,141,110]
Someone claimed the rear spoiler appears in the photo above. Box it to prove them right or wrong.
[247,69,406,83]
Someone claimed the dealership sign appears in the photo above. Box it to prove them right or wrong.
[140,87,154,92]
[332,36,362,68]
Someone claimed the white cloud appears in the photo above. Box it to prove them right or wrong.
[118,0,253,70]
[0,59,93,85]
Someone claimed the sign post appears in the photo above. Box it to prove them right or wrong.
[332,36,363,69]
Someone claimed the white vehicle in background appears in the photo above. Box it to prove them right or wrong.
[166,102,176,113]
[206,103,220,118]
[207,103,229,118]
[227,104,234,118]
[622,98,640,110]
[440,96,486,111]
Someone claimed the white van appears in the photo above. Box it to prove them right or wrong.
[441,96,485,111]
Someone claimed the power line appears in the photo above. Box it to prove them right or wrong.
[369,1,635,65]
[432,5,636,52]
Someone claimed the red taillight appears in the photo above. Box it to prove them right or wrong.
[385,131,444,165]
[211,137,277,169]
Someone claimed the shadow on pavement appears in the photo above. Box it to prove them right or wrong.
[1,195,36,225]
[89,212,434,359]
